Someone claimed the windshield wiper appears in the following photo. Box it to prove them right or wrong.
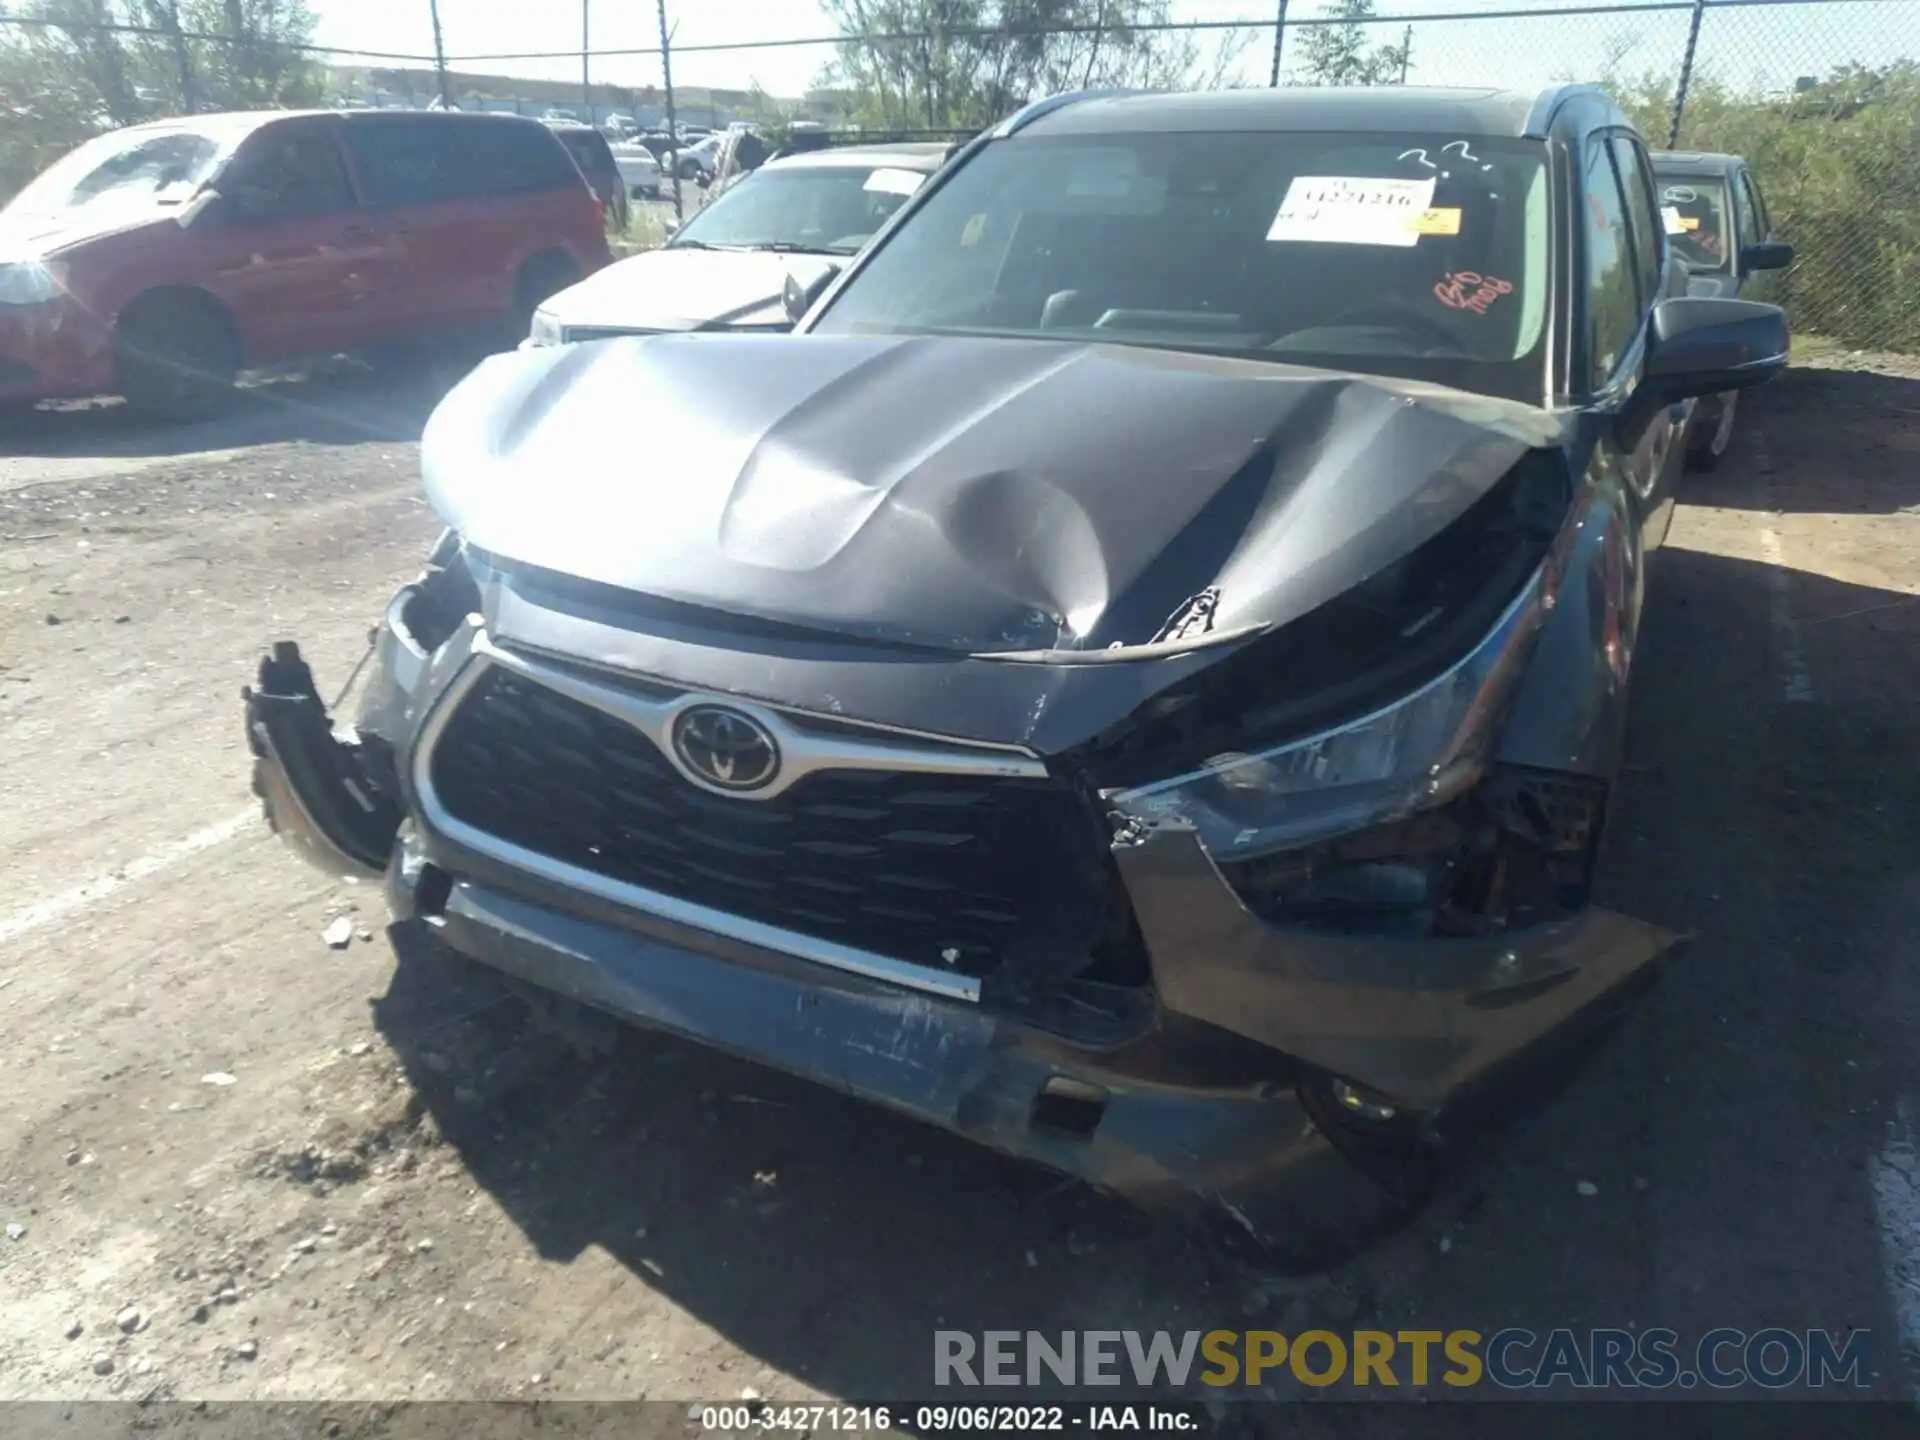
[746,241,836,255]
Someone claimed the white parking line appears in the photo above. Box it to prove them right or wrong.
[1749,427,1814,704]
[1870,1097,1920,1400]
[0,808,259,948]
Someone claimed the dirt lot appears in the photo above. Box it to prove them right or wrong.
[1,356,1917,1420]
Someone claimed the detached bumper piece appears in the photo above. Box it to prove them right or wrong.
[242,642,402,878]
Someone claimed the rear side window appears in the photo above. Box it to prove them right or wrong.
[1607,136,1663,306]
[342,118,577,206]
[1582,139,1639,390]
[451,122,579,198]
[556,130,615,179]
[342,119,445,206]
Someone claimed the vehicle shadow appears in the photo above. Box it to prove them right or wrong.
[368,544,1919,1403]
[1689,364,1920,517]
[0,349,482,461]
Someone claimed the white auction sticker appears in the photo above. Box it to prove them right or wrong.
[1266,175,1438,247]
[1660,204,1688,236]
[862,167,926,197]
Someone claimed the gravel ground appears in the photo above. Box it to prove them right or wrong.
[0,356,1916,1422]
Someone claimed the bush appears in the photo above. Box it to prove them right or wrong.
[1616,63,1920,353]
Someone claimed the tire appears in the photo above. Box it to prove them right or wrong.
[115,293,239,421]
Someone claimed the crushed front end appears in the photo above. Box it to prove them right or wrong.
[243,336,1685,1267]
[245,515,1676,1268]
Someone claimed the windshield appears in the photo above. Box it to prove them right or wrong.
[672,164,926,255]
[812,130,1552,404]
[5,125,235,218]
[1656,177,1731,273]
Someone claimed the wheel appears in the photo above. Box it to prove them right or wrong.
[116,293,239,420]
[1689,390,1739,472]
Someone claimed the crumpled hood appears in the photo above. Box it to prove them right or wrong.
[538,248,839,334]
[422,334,1564,654]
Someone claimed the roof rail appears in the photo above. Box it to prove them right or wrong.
[992,88,1143,138]
[1523,82,1607,138]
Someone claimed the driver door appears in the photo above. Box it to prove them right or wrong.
[203,117,399,360]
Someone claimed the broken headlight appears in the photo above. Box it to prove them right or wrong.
[526,306,563,347]
[1217,764,1609,936]
[1106,564,1546,862]
[397,529,482,653]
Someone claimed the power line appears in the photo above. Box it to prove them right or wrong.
[428,0,1910,65]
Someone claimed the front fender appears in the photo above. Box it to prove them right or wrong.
[1493,480,1641,777]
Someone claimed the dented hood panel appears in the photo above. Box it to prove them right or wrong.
[422,334,1562,654]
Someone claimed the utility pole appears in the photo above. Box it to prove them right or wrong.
[657,0,682,220]
[1268,0,1288,87]
[582,0,591,115]
[1668,0,1708,146]
[428,0,450,107]
[1399,24,1412,84]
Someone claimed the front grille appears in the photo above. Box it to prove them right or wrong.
[429,667,1117,982]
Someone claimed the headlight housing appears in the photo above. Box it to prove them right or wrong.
[1106,565,1546,862]
[1097,452,1569,859]
[0,260,66,307]
[526,306,563,347]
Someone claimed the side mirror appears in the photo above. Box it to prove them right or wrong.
[1643,297,1788,404]
[662,219,679,239]
[782,263,841,326]
[695,172,711,190]
[1742,240,1794,272]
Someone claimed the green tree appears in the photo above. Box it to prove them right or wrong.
[0,0,323,202]
[1586,53,1920,353]
[820,0,1219,132]
[1296,0,1410,87]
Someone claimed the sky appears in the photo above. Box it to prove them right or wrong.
[307,0,1916,102]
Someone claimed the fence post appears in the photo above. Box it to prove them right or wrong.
[657,0,682,220]
[163,1,197,113]
[428,0,450,107]
[1268,0,1289,87]
[1667,0,1707,147]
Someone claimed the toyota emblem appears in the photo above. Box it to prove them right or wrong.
[671,704,781,792]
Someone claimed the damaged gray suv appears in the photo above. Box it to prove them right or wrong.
[244,85,1788,1265]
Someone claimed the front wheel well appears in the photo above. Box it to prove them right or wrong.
[116,285,244,362]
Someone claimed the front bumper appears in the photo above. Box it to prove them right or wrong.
[386,836,1426,1258]
[243,607,1681,1258]
[0,297,115,403]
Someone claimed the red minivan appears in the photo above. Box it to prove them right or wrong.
[0,109,610,417]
